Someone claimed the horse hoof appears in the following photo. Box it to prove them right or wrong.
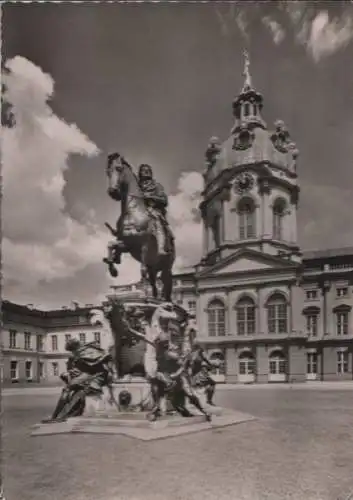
[108,265,118,278]
[205,413,212,422]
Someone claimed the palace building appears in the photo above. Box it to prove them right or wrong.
[1,301,110,384]
[1,57,353,385]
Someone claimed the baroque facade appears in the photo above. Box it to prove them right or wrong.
[108,61,353,384]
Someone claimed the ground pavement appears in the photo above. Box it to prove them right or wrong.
[3,383,353,500]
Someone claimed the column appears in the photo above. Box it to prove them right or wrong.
[225,347,237,383]
[256,345,268,383]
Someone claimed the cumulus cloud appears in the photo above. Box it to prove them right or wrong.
[2,56,110,297]
[262,16,286,45]
[215,2,353,62]
[168,171,203,270]
[2,56,205,306]
[305,11,353,62]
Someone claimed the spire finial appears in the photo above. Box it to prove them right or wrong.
[242,49,252,90]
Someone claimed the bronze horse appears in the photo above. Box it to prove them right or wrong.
[103,153,175,302]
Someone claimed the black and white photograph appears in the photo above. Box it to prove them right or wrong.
[2,1,353,499]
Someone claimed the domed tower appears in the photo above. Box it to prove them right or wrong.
[199,51,300,267]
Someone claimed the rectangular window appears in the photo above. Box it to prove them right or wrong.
[307,353,318,374]
[337,351,349,374]
[336,312,349,335]
[65,334,71,344]
[269,361,277,374]
[25,361,32,380]
[10,361,18,380]
[52,362,59,377]
[36,335,44,352]
[9,330,17,349]
[79,333,86,344]
[24,332,31,350]
[94,332,101,346]
[39,362,44,379]
[306,315,318,336]
[188,301,196,313]
[306,290,318,300]
[51,335,58,351]
[10,361,18,381]
[337,287,348,298]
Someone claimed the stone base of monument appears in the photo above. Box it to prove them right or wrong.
[31,404,256,441]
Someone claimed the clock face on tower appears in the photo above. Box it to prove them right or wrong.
[234,173,254,194]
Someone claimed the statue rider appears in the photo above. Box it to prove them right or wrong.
[138,163,174,256]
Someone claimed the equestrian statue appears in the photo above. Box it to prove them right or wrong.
[103,153,175,302]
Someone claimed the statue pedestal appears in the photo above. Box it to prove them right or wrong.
[31,399,256,440]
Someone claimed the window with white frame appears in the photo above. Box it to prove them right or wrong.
[336,287,348,298]
[236,297,256,335]
[25,361,32,380]
[267,294,288,334]
[306,314,319,336]
[305,290,318,300]
[9,329,17,349]
[337,351,349,374]
[36,335,44,352]
[10,360,18,380]
[269,351,286,374]
[94,332,101,346]
[335,310,349,335]
[238,351,255,375]
[272,199,286,241]
[207,299,226,337]
[188,301,196,314]
[24,332,31,350]
[79,332,86,344]
[307,352,318,374]
[51,335,58,351]
[237,198,256,240]
[52,362,59,377]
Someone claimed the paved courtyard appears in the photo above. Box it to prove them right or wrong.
[3,384,353,500]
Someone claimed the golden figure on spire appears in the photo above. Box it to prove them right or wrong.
[242,49,252,90]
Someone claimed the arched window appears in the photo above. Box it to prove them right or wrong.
[238,198,256,240]
[239,351,255,375]
[207,299,226,337]
[269,350,286,375]
[267,293,288,334]
[272,199,286,240]
[236,296,256,335]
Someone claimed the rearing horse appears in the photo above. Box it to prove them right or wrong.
[103,153,175,302]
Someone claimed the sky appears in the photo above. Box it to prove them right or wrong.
[2,1,353,309]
